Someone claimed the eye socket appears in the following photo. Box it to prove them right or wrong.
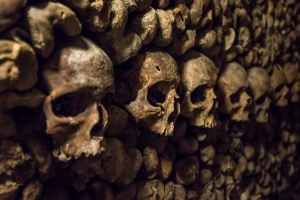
[52,92,94,117]
[147,81,168,106]
[275,84,284,93]
[190,85,210,104]
[256,93,267,105]
[230,92,240,104]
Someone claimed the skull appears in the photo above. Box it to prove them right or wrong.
[269,64,289,106]
[117,46,180,136]
[247,67,271,123]
[283,62,300,102]
[217,62,252,121]
[42,36,114,161]
[178,50,218,128]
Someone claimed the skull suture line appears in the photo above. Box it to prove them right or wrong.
[247,67,272,123]
[42,36,114,161]
[178,50,218,128]
[217,62,252,121]
[120,46,180,136]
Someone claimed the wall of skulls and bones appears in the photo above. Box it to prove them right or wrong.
[0,0,300,199]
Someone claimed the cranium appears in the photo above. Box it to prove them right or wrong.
[247,67,272,123]
[178,50,218,128]
[269,64,289,106]
[42,36,114,161]
[283,62,300,102]
[217,62,252,121]
[116,46,180,136]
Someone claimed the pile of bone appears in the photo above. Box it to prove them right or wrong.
[0,0,300,199]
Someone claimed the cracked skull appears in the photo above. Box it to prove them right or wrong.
[118,46,180,136]
[217,62,252,121]
[178,50,218,128]
[247,67,272,123]
[42,36,114,161]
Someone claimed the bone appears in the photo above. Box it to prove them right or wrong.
[174,156,199,185]
[135,0,153,12]
[0,181,19,200]
[114,148,142,187]
[136,179,164,200]
[161,181,174,200]
[199,144,215,165]
[23,2,82,57]
[196,9,213,30]
[0,0,27,32]
[153,9,174,47]
[217,62,252,121]
[42,36,113,161]
[175,136,199,154]
[228,137,243,159]
[0,0,299,199]
[105,106,128,137]
[0,33,38,93]
[195,29,218,50]
[171,0,190,33]
[247,67,272,123]
[22,178,42,200]
[128,7,158,45]
[92,0,142,65]
[157,152,173,180]
[152,0,170,9]
[219,155,236,175]
[67,156,104,191]
[0,140,36,187]
[269,64,290,106]
[174,184,187,200]
[243,145,255,160]
[199,168,213,185]
[213,169,226,189]
[187,0,203,27]
[223,28,236,51]
[142,146,159,179]
[63,0,111,31]
[24,136,55,180]
[120,46,180,136]
[166,29,196,57]
[283,62,300,102]
[0,88,45,111]
[224,175,235,200]
[100,138,126,183]
[178,50,218,128]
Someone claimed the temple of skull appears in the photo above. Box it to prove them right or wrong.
[0,0,300,199]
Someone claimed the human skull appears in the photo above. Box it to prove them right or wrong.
[217,62,252,121]
[247,67,272,123]
[42,36,114,161]
[178,50,218,128]
[283,62,300,102]
[269,64,289,106]
[119,46,180,136]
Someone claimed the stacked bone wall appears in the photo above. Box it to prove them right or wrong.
[0,0,300,199]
